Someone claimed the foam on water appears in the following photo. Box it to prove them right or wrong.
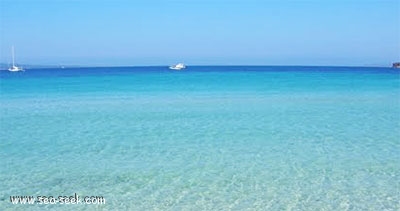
[0,66,399,210]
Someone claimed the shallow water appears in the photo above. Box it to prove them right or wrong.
[1,66,399,210]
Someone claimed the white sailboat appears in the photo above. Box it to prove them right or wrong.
[169,63,186,70]
[8,46,23,72]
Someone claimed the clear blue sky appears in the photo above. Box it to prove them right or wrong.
[1,0,399,66]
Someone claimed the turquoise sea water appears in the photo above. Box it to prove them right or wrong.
[0,66,399,210]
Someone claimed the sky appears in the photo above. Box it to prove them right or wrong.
[0,0,399,66]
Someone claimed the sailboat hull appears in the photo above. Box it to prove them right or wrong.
[8,65,23,72]
[8,68,23,72]
[169,63,186,70]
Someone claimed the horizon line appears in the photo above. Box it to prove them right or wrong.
[0,63,395,70]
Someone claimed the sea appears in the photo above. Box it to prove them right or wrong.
[0,66,399,210]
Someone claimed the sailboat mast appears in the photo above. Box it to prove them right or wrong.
[11,46,15,67]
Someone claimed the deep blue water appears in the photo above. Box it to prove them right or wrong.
[0,66,397,78]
